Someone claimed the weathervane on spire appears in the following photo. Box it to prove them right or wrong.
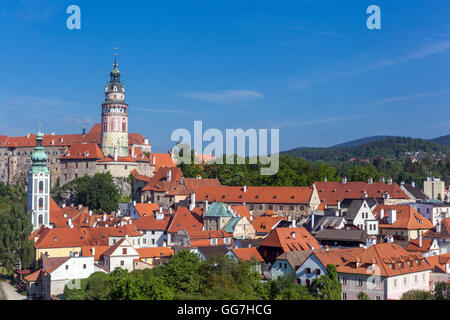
[113,47,119,66]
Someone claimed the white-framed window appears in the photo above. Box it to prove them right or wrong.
[224,237,231,244]
[342,293,347,300]
[211,238,218,245]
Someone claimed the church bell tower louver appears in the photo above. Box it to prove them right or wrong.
[101,53,129,158]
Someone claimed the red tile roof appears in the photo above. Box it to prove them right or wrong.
[141,167,185,192]
[81,245,110,260]
[194,186,314,204]
[60,143,104,160]
[183,178,221,194]
[252,216,285,234]
[167,206,203,234]
[425,253,450,273]
[373,205,433,230]
[149,153,177,170]
[314,181,410,206]
[134,203,160,217]
[136,247,174,259]
[260,227,320,252]
[406,239,435,252]
[232,205,251,221]
[134,214,172,231]
[231,247,264,262]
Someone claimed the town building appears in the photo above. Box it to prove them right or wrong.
[423,177,445,200]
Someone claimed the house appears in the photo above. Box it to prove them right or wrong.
[314,179,411,208]
[373,205,433,247]
[314,229,368,248]
[101,237,140,272]
[257,227,320,264]
[425,253,450,289]
[166,206,203,246]
[400,182,429,201]
[423,218,450,254]
[128,202,160,219]
[24,253,95,300]
[252,215,286,238]
[136,247,174,265]
[295,243,432,300]
[171,229,233,248]
[406,237,440,257]
[271,250,313,280]
[134,210,172,247]
[226,247,264,274]
[192,185,321,217]
[423,177,445,200]
[340,199,379,235]
[191,246,230,261]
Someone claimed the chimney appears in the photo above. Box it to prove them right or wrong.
[325,245,329,252]
[342,176,347,184]
[152,154,156,165]
[62,203,66,208]
[78,204,83,209]
[89,210,92,216]
[132,200,136,207]
[292,219,296,228]
[92,247,95,258]
[196,174,201,179]
[380,209,384,219]
[291,231,296,239]
[103,213,107,222]
[367,236,376,248]
[204,200,209,212]
[368,177,373,184]
[419,234,422,248]
[189,193,196,211]
[380,176,385,183]
[114,146,118,162]
[68,218,73,228]
[162,241,167,247]
[167,169,172,182]
[324,177,327,182]
[337,201,341,210]
[250,211,253,222]
[243,185,247,193]
[387,177,393,185]
[411,181,416,188]
[388,210,396,224]
[131,146,135,158]
[436,221,441,233]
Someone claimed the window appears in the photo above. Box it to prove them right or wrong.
[415,275,417,283]
[123,248,127,255]
[279,206,283,211]
[83,264,86,269]
[315,269,321,275]
[211,238,218,245]
[290,206,294,211]
[306,268,311,274]
[249,205,254,210]
[224,238,231,244]
[258,205,263,210]
[404,277,407,286]
[268,205,273,210]
[358,278,363,287]
[152,239,155,245]
[120,260,124,266]
[143,239,147,244]
[65,265,69,270]
[284,263,288,269]
[296,278,301,285]
[305,279,310,287]
[376,296,381,300]
[38,198,44,209]
[394,279,397,287]
[86,162,89,168]
[39,181,44,193]
[300,205,305,211]
[342,293,347,300]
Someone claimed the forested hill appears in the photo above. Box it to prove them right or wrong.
[431,135,450,147]
[281,137,450,162]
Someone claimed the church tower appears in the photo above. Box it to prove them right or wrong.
[101,54,129,158]
[28,131,51,230]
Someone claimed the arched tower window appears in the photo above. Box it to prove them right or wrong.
[38,214,43,225]
[38,198,44,209]
[39,181,44,193]
[122,122,126,132]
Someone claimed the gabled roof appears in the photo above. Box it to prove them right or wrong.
[149,153,177,170]
[401,183,429,200]
[231,247,264,262]
[194,185,314,204]
[314,229,368,243]
[134,203,160,217]
[136,247,174,259]
[373,205,433,230]
[167,206,203,234]
[232,205,251,221]
[60,143,104,160]
[342,199,366,221]
[41,255,71,274]
[134,214,172,231]
[205,202,234,217]
[406,239,436,252]
[183,178,221,194]
[102,238,127,257]
[260,227,320,252]
[81,245,110,260]
[252,216,284,234]
[276,250,314,269]
[314,181,409,206]
[224,217,242,233]
[196,246,229,259]
[311,216,346,233]
[141,167,185,192]
[425,253,450,273]
[423,218,450,239]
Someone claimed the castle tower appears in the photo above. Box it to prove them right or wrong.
[101,54,129,158]
[28,131,51,230]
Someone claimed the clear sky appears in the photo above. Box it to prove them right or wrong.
[0,0,449,152]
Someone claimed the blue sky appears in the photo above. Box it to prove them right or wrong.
[0,0,449,152]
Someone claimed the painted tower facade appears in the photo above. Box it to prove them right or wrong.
[28,131,51,230]
[101,55,129,158]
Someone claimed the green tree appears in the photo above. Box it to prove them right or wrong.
[433,282,449,300]
[309,264,342,300]
[401,290,434,300]
[84,272,109,300]
[162,250,201,296]
[357,291,371,300]
[75,173,120,213]
[0,198,34,272]
[106,268,146,300]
